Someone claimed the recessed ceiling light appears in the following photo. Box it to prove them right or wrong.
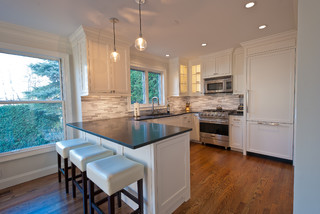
[165,54,170,57]
[201,43,207,47]
[245,2,255,8]
[259,25,267,30]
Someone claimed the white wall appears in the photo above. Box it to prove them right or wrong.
[294,0,320,213]
[0,21,77,189]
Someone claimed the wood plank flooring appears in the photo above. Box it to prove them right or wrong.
[0,142,293,214]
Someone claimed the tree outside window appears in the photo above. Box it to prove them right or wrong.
[0,52,64,153]
[130,68,163,105]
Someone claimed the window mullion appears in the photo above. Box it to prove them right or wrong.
[145,71,149,104]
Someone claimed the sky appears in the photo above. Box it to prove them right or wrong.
[0,52,50,101]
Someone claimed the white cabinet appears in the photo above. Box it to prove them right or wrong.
[168,57,189,96]
[232,48,245,94]
[229,116,244,150]
[147,114,200,142]
[201,48,233,79]
[70,26,131,96]
[246,121,293,160]
[243,31,296,160]
[247,48,295,123]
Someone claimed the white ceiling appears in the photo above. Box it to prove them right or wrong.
[0,0,297,59]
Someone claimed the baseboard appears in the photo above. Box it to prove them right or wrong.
[0,164,57,190]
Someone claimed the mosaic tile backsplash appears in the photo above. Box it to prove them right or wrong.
[81,96,129,121]
[81,94,243,121]
[168,94,243,113]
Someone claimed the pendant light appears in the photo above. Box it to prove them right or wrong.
[110,18,120,62]
[135,0,147,51]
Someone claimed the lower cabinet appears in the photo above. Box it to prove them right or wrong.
[147,114,199,142]
[246,121,293,160]
[229,116,244,150]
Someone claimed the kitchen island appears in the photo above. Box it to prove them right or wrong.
[67,118,191,214]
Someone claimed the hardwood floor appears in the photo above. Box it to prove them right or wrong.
[0,143,293,214]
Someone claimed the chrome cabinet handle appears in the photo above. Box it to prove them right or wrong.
[257,122,280,126]
[246,90,249,113]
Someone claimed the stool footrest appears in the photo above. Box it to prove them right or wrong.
[120,189,139,204]
[96,197,109,206]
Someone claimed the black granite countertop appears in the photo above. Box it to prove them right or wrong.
[67,118,192,149]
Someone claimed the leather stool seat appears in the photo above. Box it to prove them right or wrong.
[87,155,144,214]
[70,145,113,172]
[87,155,144,196]
[56,138,92,159]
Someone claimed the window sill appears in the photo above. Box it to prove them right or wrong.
[0,143,56,163]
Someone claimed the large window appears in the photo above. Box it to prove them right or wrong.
[130,68,163,105]
[0,52,65,153]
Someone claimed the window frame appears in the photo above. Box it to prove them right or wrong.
[130,66,166,109]
[0,42,72,158]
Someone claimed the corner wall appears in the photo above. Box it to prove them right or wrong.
[294,0,320,213]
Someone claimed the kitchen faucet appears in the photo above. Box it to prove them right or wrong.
[152,97,159,115]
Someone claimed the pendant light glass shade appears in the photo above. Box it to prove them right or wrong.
[110,18,120,62]
[135,37,147,51]
[135,0,147,51]
[110,51,120,62]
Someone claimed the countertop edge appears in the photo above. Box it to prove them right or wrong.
[67,122,192,149]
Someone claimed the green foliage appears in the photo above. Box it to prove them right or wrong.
[130,69,145,104]
[130,70,161,104]
[148,72,161,104]
[0,60,63,153]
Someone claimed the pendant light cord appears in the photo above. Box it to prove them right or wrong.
[139,1,142,37]
[113,21,116,52]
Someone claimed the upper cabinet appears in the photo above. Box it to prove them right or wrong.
[189,59,202,96]
[201,48,233,79]
[70,26,131,96]
[168,57,189,96]
[232,47,245,94]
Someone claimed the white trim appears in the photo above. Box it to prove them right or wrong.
[0,143,56,163]
[0,164,57,190]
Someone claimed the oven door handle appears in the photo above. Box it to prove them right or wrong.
[200,120,229,125]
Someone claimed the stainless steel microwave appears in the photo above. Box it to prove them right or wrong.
[204,76,233,94]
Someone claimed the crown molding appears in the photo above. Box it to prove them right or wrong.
[69,25,131,47]
[0,21,71,54]
[241,30,297,55]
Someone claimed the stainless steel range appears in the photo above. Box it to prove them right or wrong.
[199,108,233,149]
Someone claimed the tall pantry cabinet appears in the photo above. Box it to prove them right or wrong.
[242,31,296,160]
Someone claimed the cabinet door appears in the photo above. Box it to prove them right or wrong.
[215,54,231,76]
[232,49,245,94]
[202,58,215,78]
[247,49,295,123]
[87,39,112,93]
[229,116,243,150]
[110,45,130,95]
[246,121,293,160]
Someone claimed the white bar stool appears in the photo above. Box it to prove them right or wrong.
[87,155,144,214]
[69,145,113,214]
[55,138,92,194]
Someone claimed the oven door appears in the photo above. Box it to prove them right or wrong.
[200,121,229,147]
